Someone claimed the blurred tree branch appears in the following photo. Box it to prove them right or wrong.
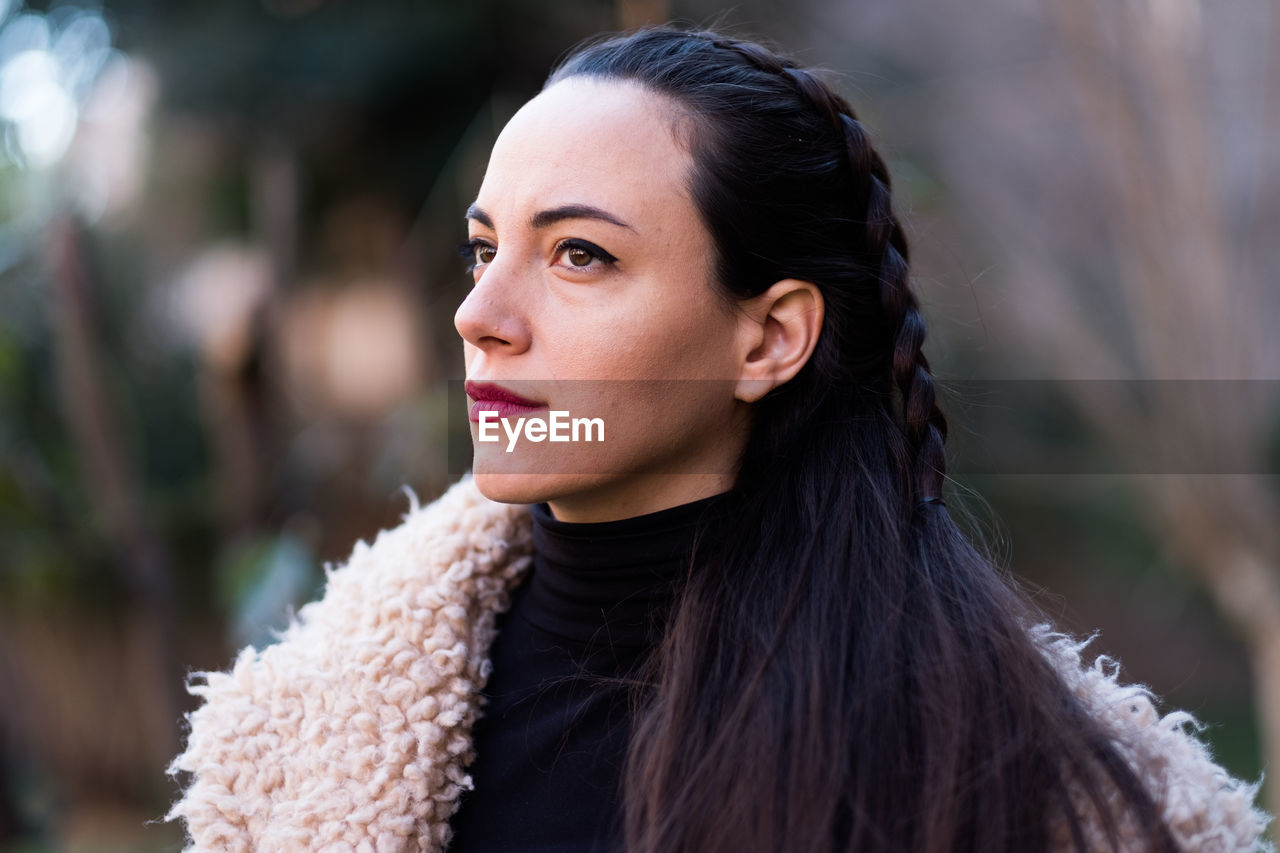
[1048,0,1280,820]
[45,215,180,759]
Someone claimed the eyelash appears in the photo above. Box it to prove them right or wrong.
[457,238,495,272]
[456,237,618,272]
[554,238,618,269]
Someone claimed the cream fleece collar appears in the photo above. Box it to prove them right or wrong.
[167,477,1271,852]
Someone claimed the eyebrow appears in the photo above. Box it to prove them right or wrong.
[465,203,633,231]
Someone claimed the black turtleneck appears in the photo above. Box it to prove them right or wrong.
[447,495,723,852]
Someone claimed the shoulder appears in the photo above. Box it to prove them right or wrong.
[1032,626,1273,852]
[166,477,533,852]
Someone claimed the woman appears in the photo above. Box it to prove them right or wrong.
[167,27,1270,852]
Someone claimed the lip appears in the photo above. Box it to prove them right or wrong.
[465,380,547,423]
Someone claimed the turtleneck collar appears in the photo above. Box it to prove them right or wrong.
[523,494,726,649]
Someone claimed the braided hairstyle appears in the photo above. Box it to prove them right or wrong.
[549,28,1175,853]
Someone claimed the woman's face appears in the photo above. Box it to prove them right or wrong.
[455,77,754,522]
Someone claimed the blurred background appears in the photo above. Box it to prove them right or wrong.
[0,0,1275,849]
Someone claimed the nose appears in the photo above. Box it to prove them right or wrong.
[454,264,532,356]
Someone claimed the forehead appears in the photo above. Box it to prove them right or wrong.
[476,77,693,223]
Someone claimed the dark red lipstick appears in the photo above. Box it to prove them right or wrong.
[465,381,547,423]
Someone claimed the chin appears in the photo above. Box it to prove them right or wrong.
[472,472,619,508]
[472,471,552,505]
[470,461,603,507]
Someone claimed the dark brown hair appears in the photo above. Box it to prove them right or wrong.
[549,27,1177,853]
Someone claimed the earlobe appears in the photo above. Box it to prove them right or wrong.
[734,279,824,403]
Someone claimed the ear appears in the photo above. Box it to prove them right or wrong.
[734,279,824,403]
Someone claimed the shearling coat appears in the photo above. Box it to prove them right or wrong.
[167,476,1272,852]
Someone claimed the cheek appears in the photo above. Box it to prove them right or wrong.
[637,311,739,380]
[609,379,745,479]
[554,301,738,381]
[548,379,739,477]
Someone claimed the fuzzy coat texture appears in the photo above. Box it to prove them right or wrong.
[167,476,1272,852]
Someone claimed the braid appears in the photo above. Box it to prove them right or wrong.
[842,115,950,504]
[709,32,950,505]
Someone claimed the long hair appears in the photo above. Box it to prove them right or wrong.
[548,28,1177,853]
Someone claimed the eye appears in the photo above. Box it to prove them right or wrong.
[553,238,618,270]
[458,238,496,269]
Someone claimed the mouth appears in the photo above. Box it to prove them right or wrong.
[465,380,548,423]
